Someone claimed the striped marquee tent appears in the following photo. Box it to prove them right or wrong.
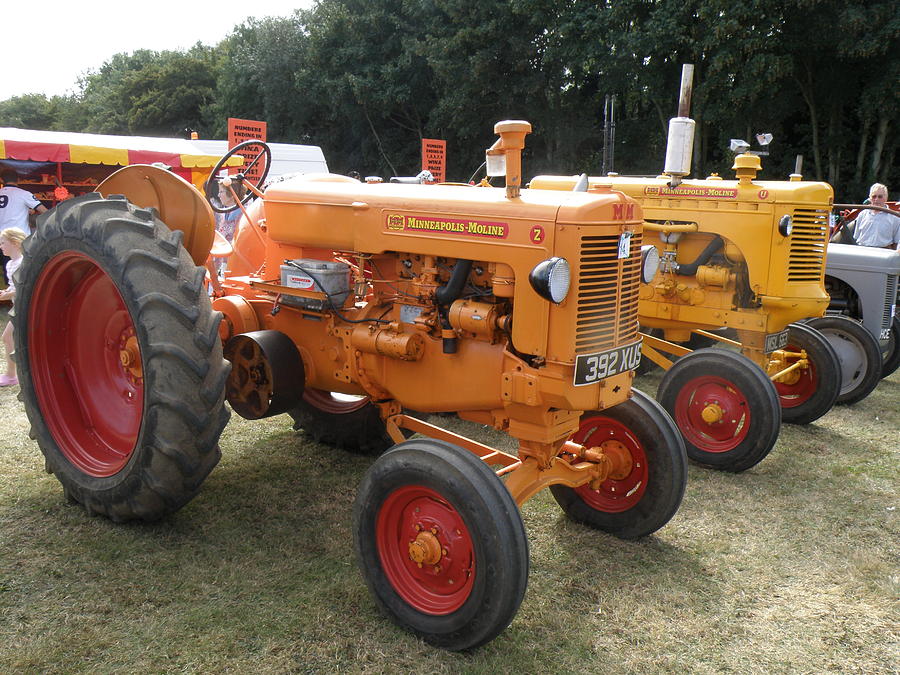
[0,127,242,188]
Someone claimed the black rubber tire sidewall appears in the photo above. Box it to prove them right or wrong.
[353,439,529,651]
[656,348,782,472]
[14,194,230,521]
[290,391,394,455]
[549,389,687,539]
[880,316,900,379]
[806,316,881,405]
[778,322,841,425]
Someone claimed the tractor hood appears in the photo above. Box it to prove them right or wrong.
[826,243,900,275]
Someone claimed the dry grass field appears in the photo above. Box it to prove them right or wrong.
[1,305,897,674]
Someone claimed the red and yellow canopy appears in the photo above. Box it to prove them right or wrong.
[0,127,242,169]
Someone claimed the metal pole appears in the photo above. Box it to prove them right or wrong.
[609,94,616,173]
[678,65,694,118]
[602,95,610,175]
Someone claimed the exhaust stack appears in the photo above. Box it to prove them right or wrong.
[663,64,696,187]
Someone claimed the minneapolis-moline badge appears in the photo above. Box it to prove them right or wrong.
[384,214,509,239]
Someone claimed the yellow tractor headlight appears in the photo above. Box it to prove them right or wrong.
[641,245,661,283]
[778,214,793,237]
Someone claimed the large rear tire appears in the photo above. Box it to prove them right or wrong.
[549,389,687,539]
[774,322,841,425]
[656,349,781,472]
[14,194,230,522]
[806,315,881,405]
[353,439,529,650]
[289,390,394,455]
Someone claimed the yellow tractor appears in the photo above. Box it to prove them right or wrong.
[531,65,864,473]
[14,121,686,650]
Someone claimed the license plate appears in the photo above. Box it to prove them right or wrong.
[764,329,790,353]
[618,232,633,259]
[574,340,643,386]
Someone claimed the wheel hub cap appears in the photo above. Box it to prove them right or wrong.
[118,331,143,382]
[408,528,443,566]
[599,440,634,481]
[674,375,751,453]
[701,402,724,424]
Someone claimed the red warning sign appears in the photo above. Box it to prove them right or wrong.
[421,138,446,183]
[227,117,267,183]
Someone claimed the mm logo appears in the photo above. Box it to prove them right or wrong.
[386,214,405,231]
[613,203,635,220]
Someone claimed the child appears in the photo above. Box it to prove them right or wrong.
[0,227,27,386]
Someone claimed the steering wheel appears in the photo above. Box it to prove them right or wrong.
[204,139,272,213]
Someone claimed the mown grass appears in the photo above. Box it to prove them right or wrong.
[1,305,897,673]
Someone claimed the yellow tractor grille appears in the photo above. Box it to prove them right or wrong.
[787,208,829,282]
[574,233,641,352]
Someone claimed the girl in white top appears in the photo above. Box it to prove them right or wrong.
[0,227,26,386]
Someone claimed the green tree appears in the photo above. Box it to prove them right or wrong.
[0,94,58,129]
[78,46,218,137]
[211,14,309,140]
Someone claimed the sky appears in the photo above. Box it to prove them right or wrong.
[3,0,315,100]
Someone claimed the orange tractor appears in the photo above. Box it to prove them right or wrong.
[14,121,686,650]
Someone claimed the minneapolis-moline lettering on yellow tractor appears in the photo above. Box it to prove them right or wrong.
[15,121,686,650]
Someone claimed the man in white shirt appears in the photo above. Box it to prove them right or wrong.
[854,183,900,251]
[0,168,47,237]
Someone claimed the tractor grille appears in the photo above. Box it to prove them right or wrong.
[884,274,898,331]
[574,233,641,352]
[787,208,829,282]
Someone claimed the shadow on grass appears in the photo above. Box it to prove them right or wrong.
[4,390,896,672]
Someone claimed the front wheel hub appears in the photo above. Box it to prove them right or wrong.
[376,485,475,614]
[769,350,806,385]
[599,440,634,481]
[701,402,724,424]
[408,529,443,566]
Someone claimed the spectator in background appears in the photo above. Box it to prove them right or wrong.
[205,181,246,297]
[0,227,27,386]
[0,169,48,237]
[854,183,900,251]
[214,180,246,244]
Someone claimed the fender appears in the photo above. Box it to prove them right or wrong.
[98,164,215,266]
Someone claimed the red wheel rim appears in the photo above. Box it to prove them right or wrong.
[572,414,648,512]
[673,375,750,453]
[773,344,817,408]
[303,389,369,414]
[28,252,144,477]
[376,485,475,615]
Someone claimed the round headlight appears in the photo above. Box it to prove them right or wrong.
[778,214,793,237]
[529,257,571,304]
[640,245,660,283]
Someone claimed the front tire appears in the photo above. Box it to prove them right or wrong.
[549,389,687,539]
[806,315,881,405]
[773,322,841,425]
[14,194,230,521]
[656,349,781,472]
[353,439,529,650]
[881,316,900,379]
